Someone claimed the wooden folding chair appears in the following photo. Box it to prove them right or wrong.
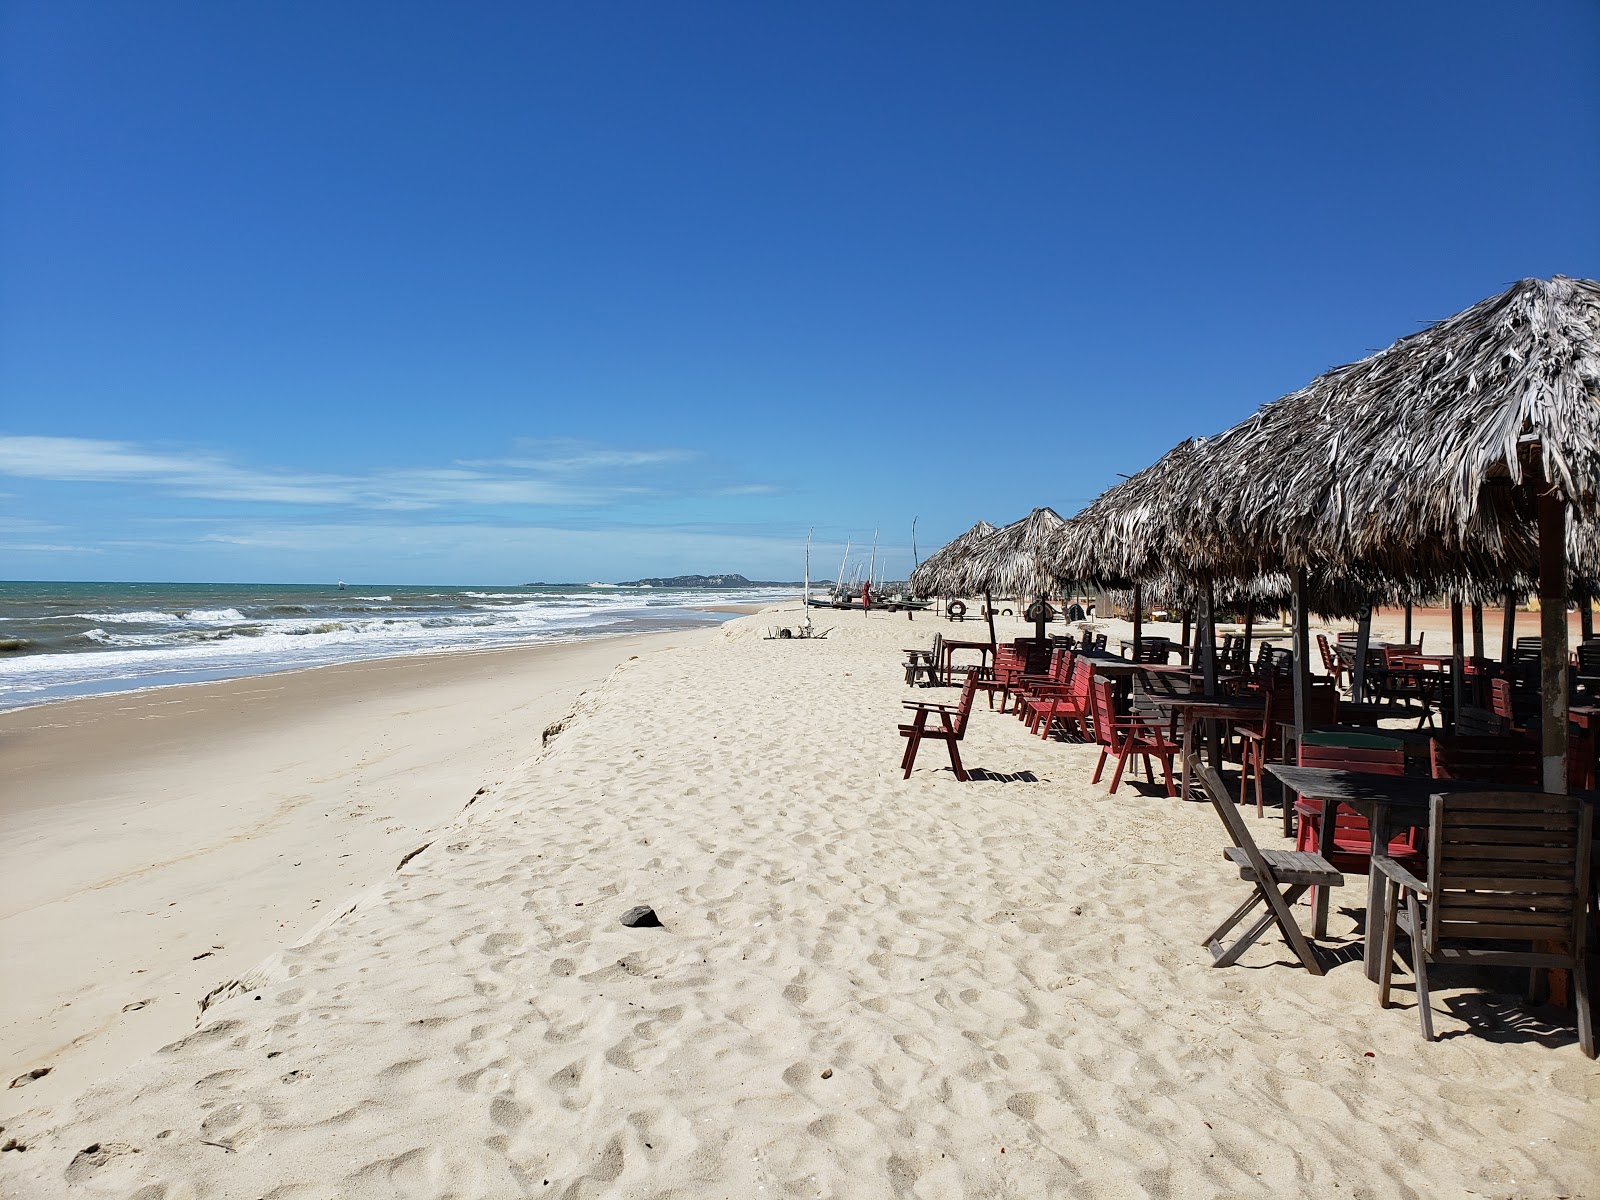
[1374,791,1594,1057]
[1187,753,1344,974]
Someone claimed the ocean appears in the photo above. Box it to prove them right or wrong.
[0,580,795,711]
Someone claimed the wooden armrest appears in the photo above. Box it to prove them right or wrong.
[902,700,959,712]
[1369,852,1429,897]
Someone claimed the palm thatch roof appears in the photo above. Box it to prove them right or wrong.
[907,520,998,597]
[1189,275,1600,582]
[957,507,1071,598]
[1055,277,1600,598]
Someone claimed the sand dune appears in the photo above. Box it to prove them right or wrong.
[2,608,1594,1198]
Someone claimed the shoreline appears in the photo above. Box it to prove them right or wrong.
[0,624,721,1122]
[0,601,773,716]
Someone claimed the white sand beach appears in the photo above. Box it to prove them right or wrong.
[1,607,1595,1198]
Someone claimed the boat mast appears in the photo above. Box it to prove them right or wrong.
[835,538,851,596]
[802,528,813,632]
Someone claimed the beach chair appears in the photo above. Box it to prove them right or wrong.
[1025,655,1096,741]
[1317,633,1347,690]
[972,643,1028,710]
[1293,742,1423,872]
[898,672,978,781]
[1089,678,1179,795]
[1187,753,1343,974]
[1374,791,1594,1057]
[1429,735,1540,786]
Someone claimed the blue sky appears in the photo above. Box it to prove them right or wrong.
[3,2,1597,584]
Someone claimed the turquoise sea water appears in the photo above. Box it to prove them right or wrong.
[0,580,793,711]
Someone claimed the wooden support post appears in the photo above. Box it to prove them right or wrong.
[1450,600,1465,735]
[1291,570,1311,742]
[1181,611,1192,664]
[1132,581,1143,661]
[1502,590,1518,665]
[1201,580,1221,767]
[1352,609,1373,703]
[1200,583,1218,697]
[1581,596,1594,644]
[1241,604,1254,671]
[1403,602,1413,645]
[1539,486,1569,794]
[984,590,997,654]
[1470,603,1484,660]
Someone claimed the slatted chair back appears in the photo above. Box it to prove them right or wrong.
[1490,678,1521,730]
[1382,643,1422,666]
[1299,743,1405,775]
[1298,742,1406,848]
[1133,636,1171,664]
[1429,735,1540,785]
[1570,729,1596,791]
[950,671,979,737]
[1307,681,1340,726]
[1424,791,1592,954]
[1089,678,1119,752]
[1455,704,1509,737]
[1577,641,1600,674]
[1089,633,1108,654]
[1255,640,1275,671]
[993,644,1027,684]
[1190,753,1266,868]
[1256,646,1295,691]
[1317,633,1339,677]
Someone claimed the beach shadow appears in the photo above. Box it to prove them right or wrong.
[1375,983,1586,1052]
[966,768,1040,783]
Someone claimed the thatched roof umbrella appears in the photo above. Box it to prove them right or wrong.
[907,519,1001,647]
[907,520,997,600]
[958,507,1071,643]
[1186,276,1600,791]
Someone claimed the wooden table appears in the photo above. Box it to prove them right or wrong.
[1265,763,1598,981]
[937,639,995,685]
[1277,722,1433,764]
[1155,695,1265,800]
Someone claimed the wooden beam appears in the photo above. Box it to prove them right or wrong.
[1200,579,1221,767]
[1502,589,1517,665]
[1131,581,1143,661]
[1291,569,1311,744]
[1352,608,1373,702]
[1450,599,1465,734]
[1539,485,1569,794]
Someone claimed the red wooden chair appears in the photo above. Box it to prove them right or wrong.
[899,673,979,781]
[1490,678,1525,733]
[1011,648,1073,724]
[1429,735,1540,785]
[1293,743,1424,881]
[1239,680,1339,817]
[1317,634,1347,690]
[973,644,1028,711]
[1089,678,1179,795]
[1024,656,1096,741]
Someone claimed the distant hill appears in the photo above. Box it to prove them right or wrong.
[614,573,804,588]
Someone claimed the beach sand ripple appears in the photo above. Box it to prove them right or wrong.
[2,610,1596,1198]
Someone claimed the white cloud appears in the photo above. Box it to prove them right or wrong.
[0,435,747,511]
